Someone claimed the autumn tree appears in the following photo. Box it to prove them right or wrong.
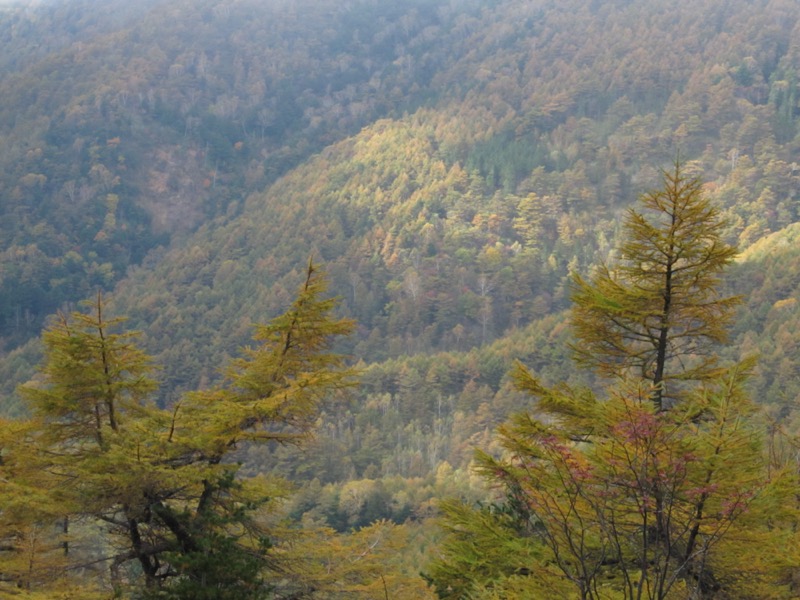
[0,418,108,599]
[428,167,800,599]
[11,262,357,598]
[571,162,739,410]
[425,497,573,599]
[145,260,357,598]
[468,362,796,600]
[7,292,161,595]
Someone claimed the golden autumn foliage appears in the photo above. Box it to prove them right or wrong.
[429,170,800,599]
[0,265,434,598]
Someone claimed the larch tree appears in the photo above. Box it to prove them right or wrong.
[469,361,797,600]
[427,165,800,599]
[0,417,105,599]
[571,162,739,410]
[9,291,161,596]
[9,262,358,598]
[144,260,357,599]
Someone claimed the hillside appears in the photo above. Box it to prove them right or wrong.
[2,0,800,554]
[2,0,799,350]
[105,0,800,407]
[0,0,454,343]
[3,0,800,596]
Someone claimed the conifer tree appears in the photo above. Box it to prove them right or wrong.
[468,361,795,600]
[428,166,800,599]
[571,163,739,410]
[11,292,161,593]
[147,260,356,598]
[0,418,96,597]
[10,262,357,597]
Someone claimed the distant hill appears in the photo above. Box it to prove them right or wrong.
[0,0,454,342]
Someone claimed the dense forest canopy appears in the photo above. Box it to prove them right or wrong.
[2,0,800,597]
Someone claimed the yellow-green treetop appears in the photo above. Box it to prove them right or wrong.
[571,163,740,410]
[9,263,358,597]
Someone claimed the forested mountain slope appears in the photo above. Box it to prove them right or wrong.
[2,0,800,520]
[0,0,453,342]
[106,0,800,403]
[3,0,800,596]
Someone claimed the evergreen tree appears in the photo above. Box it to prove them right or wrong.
[428,167,800,599]
[464,361,796,600]
[571,162,739,410]
[11,262,357,597]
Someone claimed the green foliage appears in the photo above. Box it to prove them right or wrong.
[571,164,740,409]
[133,475,272,600]
[5,264,367,597]
[429,167,800,599]
[425,499,571,600]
